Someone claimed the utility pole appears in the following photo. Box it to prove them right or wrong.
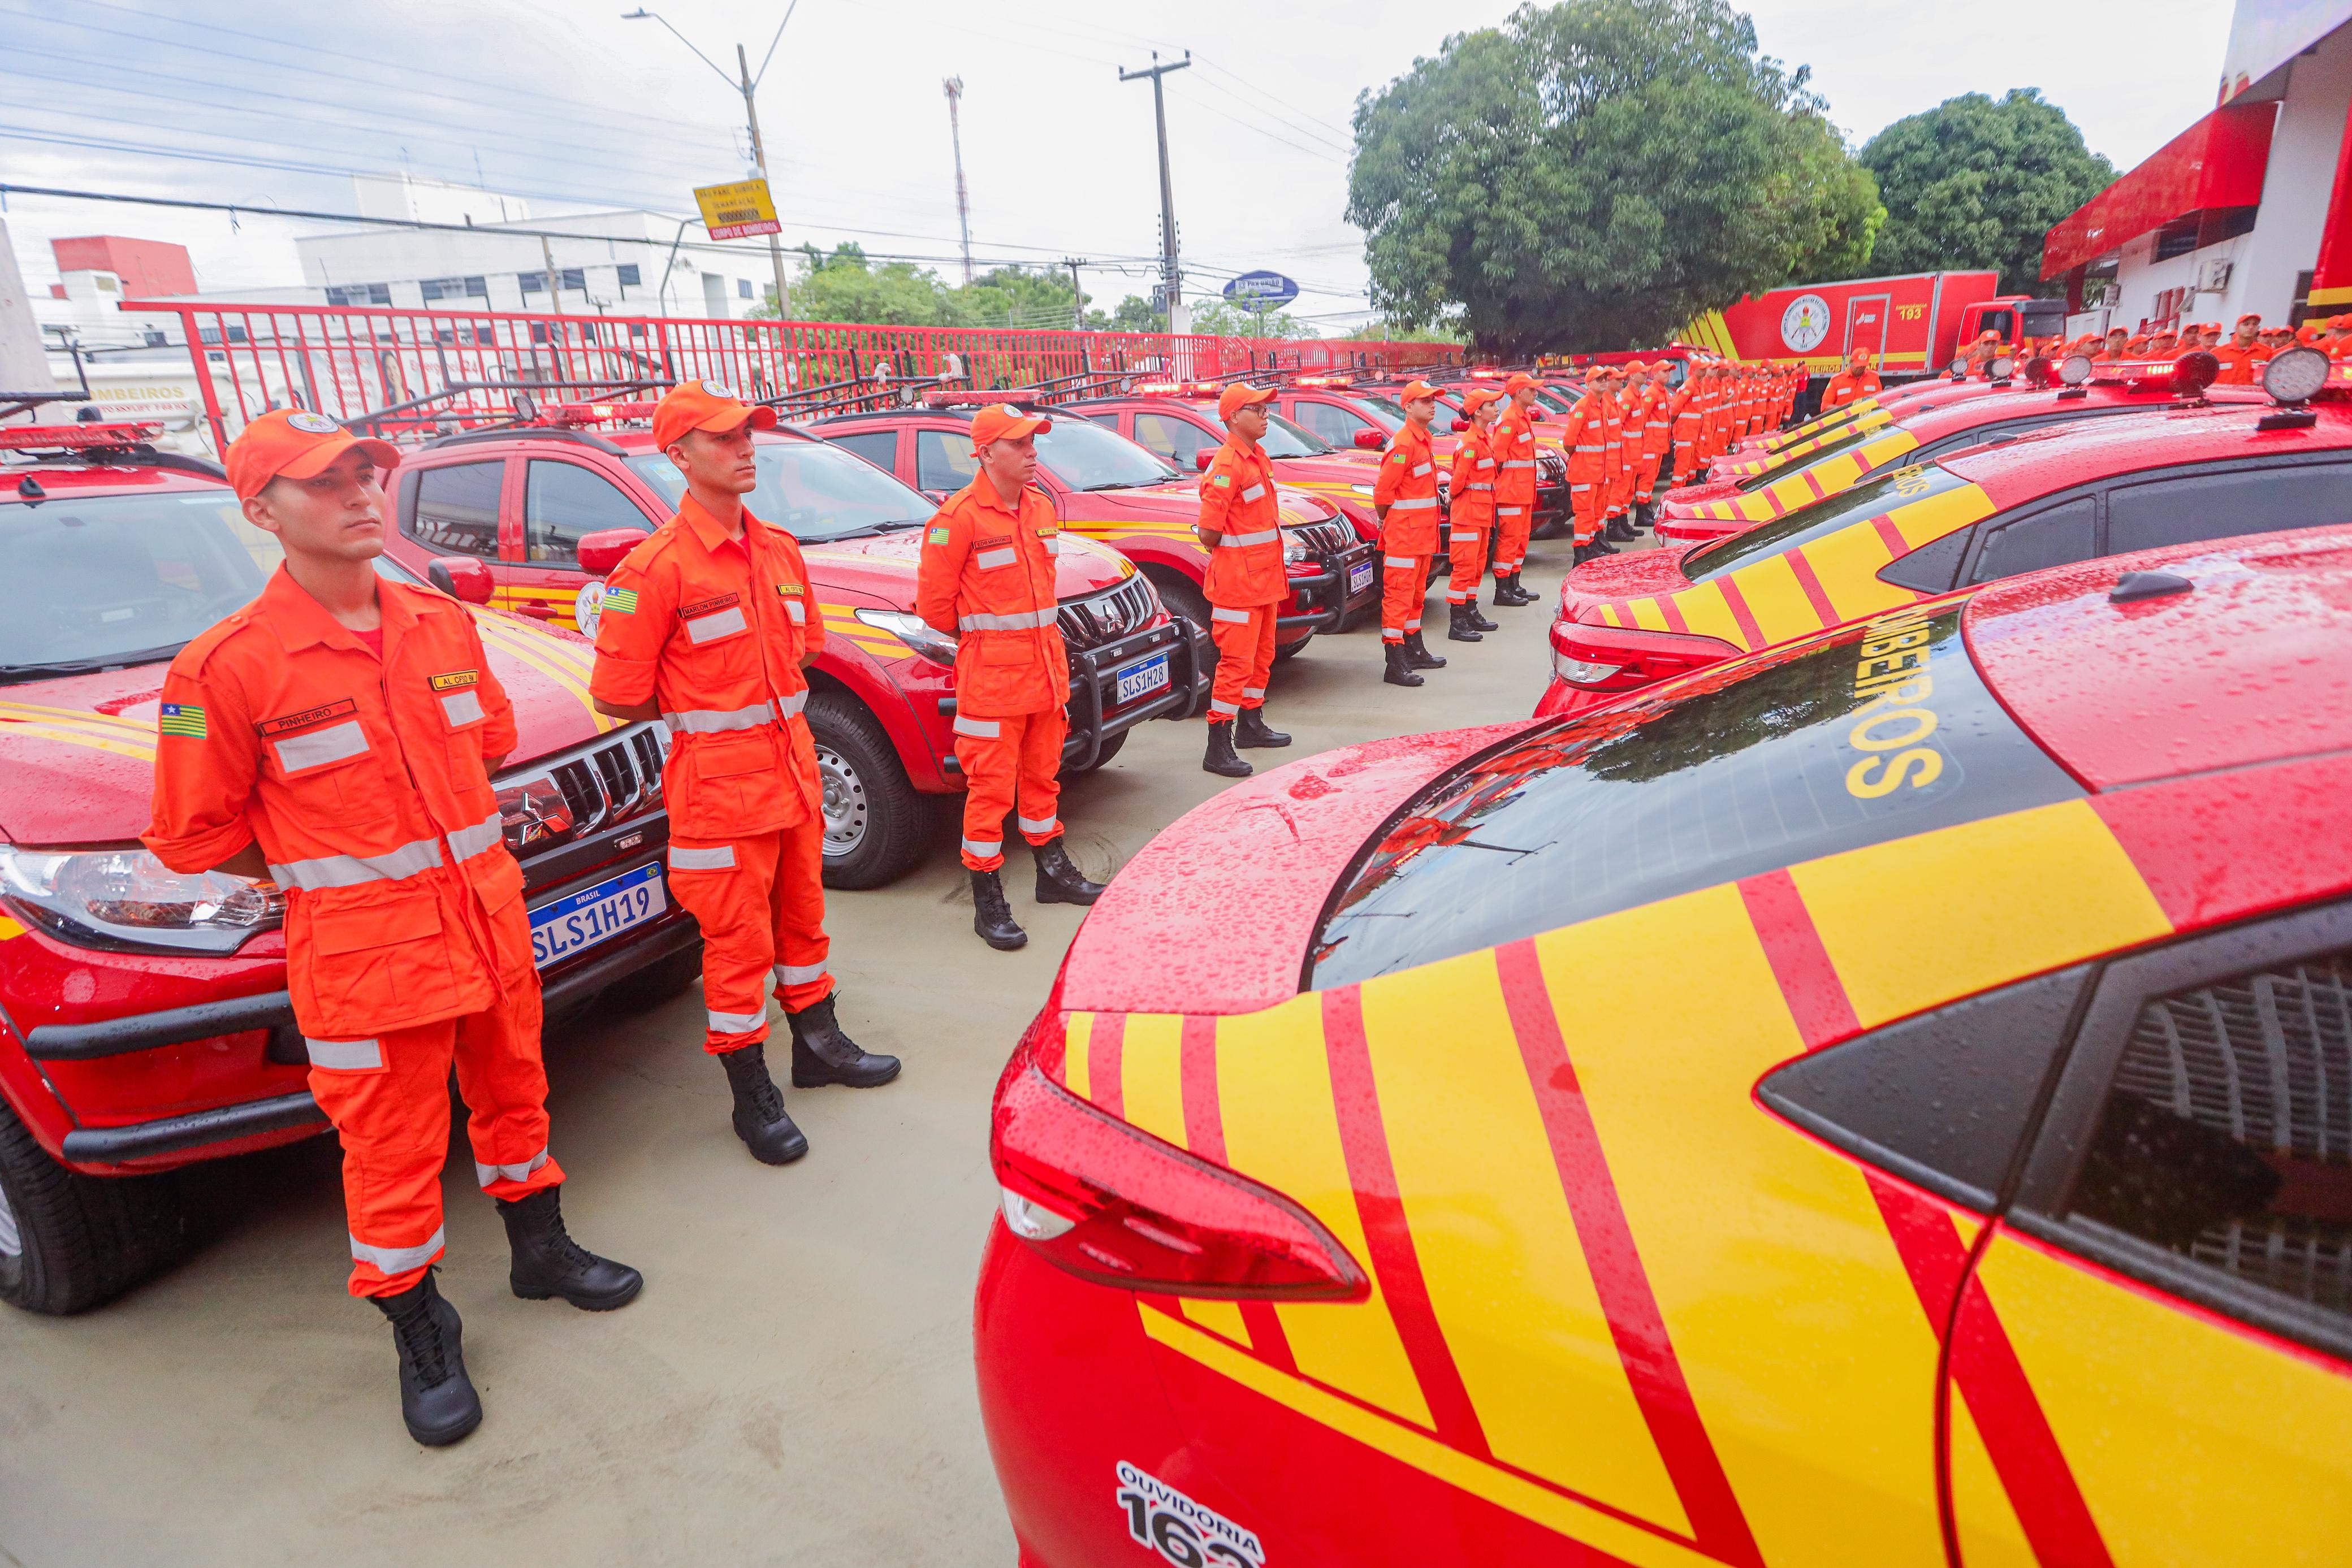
[1118,50,1190,335]
[1064,258,1086,330]
[944,77,974,286]
[737,42,792,318]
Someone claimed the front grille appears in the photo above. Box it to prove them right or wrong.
[1287,518,1354,559]
[1058,575,1162,651]
[1537,448,1568,484]
[498,724,667,859]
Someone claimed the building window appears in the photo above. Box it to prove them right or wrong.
[465,276,488,298]
[616,264,642,287]
[420,276,470,303]
[520,271,546,294]
[2154,219,2201,263]
[561,268,585,292]
[738,278,753,299]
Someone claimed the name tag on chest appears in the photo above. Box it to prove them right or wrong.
[681,592,748,644]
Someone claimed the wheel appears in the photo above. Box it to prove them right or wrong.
[1274,635,1312,662]
[598,940,705,1014]
[1533,516,1572,540]
[0,1098,188,1315]
[1144,568,1218,701]
[1062,729,1127,777]
[805,688,935,890]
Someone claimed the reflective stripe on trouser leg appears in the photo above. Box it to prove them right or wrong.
[1494,502,1535,574]
[1380,553,1429,644]
[957,708,1065,869]
[1208,601,1277,718]
[451,981,563,1202]
[769,818,834,1012]
[666,831,787,1054]
[1448,516,1491,600]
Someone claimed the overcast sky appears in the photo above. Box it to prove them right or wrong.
[2,0,2233,325]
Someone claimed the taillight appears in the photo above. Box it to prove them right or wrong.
[989,1012,1369,1302]
[1549,618,1738,691]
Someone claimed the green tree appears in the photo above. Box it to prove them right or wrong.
[957,265,1082,330]
[1346,0,1882,354]
[1086,294,1168,333]
[1860,89,2115,296]
[760,242,960,325]
[1186,297,1316,339]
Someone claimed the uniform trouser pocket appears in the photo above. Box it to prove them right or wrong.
[668,831,831,1052]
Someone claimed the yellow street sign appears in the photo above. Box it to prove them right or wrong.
[694,179,781,241]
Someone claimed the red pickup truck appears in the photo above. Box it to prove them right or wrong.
[0,421,697,1314]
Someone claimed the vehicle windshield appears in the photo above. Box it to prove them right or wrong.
[1,488,281,677]
[628,436,933,540]
[1183,405,1329,460]
[1534,387,1580,415]
[1309,605,2079,987]
[1683,461,1975,581]
[1033,417,1181,491]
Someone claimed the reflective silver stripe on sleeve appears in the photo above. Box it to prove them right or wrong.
[1016,814,1059,834]
[952,714,1001,738]
[351,1225,445,1275]
[1507,458,1543,466]
[669,843,737,870]
[1217,529,1279,548]
[1239,483,1266,502]
[305,1037,381,1071]
[962,837,1002,859]
[773,961,828,985]
[785,599,806,623]
[446,809,504,864]
[708,1008,768,1037]
[1389,496,1438,510]
[957,608,1056,631]
[664,703,775,734]
[1210,605,1252,623]
[1382,556,1415,568]
[1476,458,1495,469]
[474,1146,549,1188]
[975,546,1017,569]
[267,834,443,891]
[1497,506,1528,516]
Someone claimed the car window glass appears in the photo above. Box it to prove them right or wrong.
[1032,418,1178,491]
[1878,526,1971,595]
[524,461,651,562]
[1134,412,1213,467]
[2062,945,2352,1338]
[1966,496,2100,584]
[1685,462,1975,582]
[2108,464,2352,556]
[626,437,934,542]
[1,490,275,669]
[916,429,979,495]
[404,461,503,558]
[1263,411,1328,456]
[828,431,898,471]
[1309,604,2082,988]
[1295,401,1372,448]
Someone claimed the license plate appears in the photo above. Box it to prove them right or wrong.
[1114,651,1172,705]
[529,863,666,969]
[1348,561,1375,595]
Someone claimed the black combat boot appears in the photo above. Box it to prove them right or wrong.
[498,1186,644,1310]
[1465,595,1499,632]
[1382,642,1424,687]
[719,1042,808,1164]
[374,1271,482,1447]
[1446,602,1484,643]
[1495,573,1537,606]
[971,868,1028,950]
[1234,707,1291,749]
[1403,631,1447,670]
[788,994,901,1087]
[1203,720,1253,777]
[1608,514,1638,542]
[1033,838,1108,905]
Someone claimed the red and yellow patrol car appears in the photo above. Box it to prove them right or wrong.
[1724,364,2001,466]
[373,403,1208,887]
[1538,350,2352,718]
[976,524,2352,1567]
[1658,356,2265,545]
[0,423,694,1314]
[812,395,1376,658]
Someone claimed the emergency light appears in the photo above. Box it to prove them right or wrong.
[1988,356,2015,380]
[2057,354,2094,387]
[547,401,657,426]
[2263,346,2331,405]
[1294,376,1352,388]
[0,421,164,451]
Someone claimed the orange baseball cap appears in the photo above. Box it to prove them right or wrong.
[1461,386,1504,413]
[2238,312,2264,326]
[1502,372,1539,394]
[970,401,1052,449]
[1623,359,1649,373]
[1398,379,1442,401]
[1217,382,1278,422]
[652,378,777,451]
[224,408,400,503]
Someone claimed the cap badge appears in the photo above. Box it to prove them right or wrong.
[286,412,341,434]
[702,379,738,401]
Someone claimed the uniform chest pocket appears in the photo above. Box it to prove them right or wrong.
[681,594,749,646]
[974,535,1019,571]
[260,711,394,825]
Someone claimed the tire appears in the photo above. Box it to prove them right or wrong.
[805,688,934,891]
[1533,516,1572,540]
[598,940,705,1015]
[1274,635,1311,662]
[1062,729,1127,776]
[0,1098,188,1315]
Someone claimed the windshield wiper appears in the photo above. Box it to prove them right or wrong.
[814,518,929,542]
[0,643,188,683]
[1078,479,1156,491]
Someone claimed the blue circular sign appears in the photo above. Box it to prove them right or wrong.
[1222,271,1299,309]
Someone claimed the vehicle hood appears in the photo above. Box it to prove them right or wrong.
[1663,477,1741,510]
[0,610,611,845]
[1559,542,1698,622]
[1057,725,1531,1017]
[1070,478,1342,526]
[800,528,1132,610]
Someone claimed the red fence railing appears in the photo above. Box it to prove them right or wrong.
[124,300,1461,452]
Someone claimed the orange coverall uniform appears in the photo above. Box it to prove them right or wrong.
[2212,340,2274,385]
[1446,423,1497,601]
[917,478,1071,870]
[1374,420,1442,642]
[1490,400,1542,569]
[1197,433,1286,720]
[590,496,833,1054]
[1600,390,1634,521]
[1821,367,1882,410]
[1633,384,1671,504]
[1558,391,1607,546]
[1666,385,1700,490]
[147,569,558,1298]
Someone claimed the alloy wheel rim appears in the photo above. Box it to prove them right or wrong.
[815,744,868,856]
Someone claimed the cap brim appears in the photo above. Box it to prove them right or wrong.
[276,433,403,482]
[979,414,1052,445]
[697,404,779,435]
[1226,386,1278,409]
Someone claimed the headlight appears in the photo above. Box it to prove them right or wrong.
[1282,529,1311,565]
[854,607,959,668]
[0,843,283,954]
[1350,483,1375,497]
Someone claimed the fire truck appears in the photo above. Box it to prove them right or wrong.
[1676,271,2072,380]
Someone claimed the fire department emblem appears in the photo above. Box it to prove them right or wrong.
[1779,293,1832,354]
[702,378,738,401]
[286,411,341,434]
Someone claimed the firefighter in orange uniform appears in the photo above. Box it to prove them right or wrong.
[1630,362,1673,535]
[1195,383,1292,778]
[1819,347,1882,411]
[1374,379,1449,686]
[1698,363,1730,462]
[147,410,641,1448]
[914,402,1105,948]
[1603,362,1643,542]
[1666,367,1702,491]
[1589,365,1629,551]
[1553,369,1610,565]
[1489,372,1543,604]
[2213,314,2275,385]
[591,380,899,1163]
[1443,385,1504,642]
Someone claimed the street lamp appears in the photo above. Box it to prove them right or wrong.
[624,5,797,318]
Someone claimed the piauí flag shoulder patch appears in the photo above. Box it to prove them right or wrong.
[158,702,207,739]
[1212,473,1232,488]
[602,588,639,614]
[927,525,951,545]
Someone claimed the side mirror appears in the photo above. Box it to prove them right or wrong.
[1451,417,1469,433]
[428,556,495,605]
[1353,427,1385,449]
[1195,448,1214,471]
[575,528,643,579]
